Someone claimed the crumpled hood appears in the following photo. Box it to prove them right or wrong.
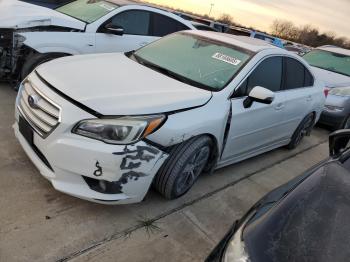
[0,0,85,30]
[311,66,350,88]
[36,53,212,115]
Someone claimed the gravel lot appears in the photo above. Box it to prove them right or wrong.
[0,82,330,261]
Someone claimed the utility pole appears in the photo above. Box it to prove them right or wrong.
[209,3,214,16]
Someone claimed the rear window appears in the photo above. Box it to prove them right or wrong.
[303,49,350,77]
[56,0,118,23]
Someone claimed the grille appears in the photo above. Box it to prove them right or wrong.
[18,80,61,138]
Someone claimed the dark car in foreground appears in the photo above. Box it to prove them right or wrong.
[206,130,350,262]
[19,0,72,9]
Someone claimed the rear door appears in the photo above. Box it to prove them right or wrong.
[221,56,287,162]
[279,57,316,138]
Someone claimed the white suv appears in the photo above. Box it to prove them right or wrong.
[14,31,325,204]
[0,0,195,82]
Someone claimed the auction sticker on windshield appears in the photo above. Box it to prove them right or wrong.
[99,3,115,11]
[212,53,241,66]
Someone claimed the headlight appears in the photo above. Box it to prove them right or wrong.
[72,115,165,144]
[324,105,344,112]
[329,86,350,97]
[223,224,250,262]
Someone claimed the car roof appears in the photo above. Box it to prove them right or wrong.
[187,30,278,52]
[318,45,350,56]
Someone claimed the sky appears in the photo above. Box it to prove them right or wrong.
[145,0,350,38]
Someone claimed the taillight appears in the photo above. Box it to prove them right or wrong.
[324,87,330,98]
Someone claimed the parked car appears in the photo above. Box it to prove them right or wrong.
[284,42,311,56]
[227,27,284,48]
[251,31,284,48]
[14,31,325,204]
[173,12,229,33]
[206,130,350,262]
[19,0,73,9]
[0,0,195,84]
[303,46,350,129]
[191,22,219,32]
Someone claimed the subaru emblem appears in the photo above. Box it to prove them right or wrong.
[28,94,40,109]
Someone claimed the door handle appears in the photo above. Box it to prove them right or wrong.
[306,95,312,102]
[139,42,149,47]
[274,103,284,111]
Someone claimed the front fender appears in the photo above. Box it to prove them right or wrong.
[147,94,229,155]
[19,31,93,55]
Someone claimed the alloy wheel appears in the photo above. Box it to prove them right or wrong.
[175,146,210,196]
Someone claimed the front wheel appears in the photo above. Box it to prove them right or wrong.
[153,136,212,200]
[20,53,68,81]
[286,113,314,150]
[342,116,350,129]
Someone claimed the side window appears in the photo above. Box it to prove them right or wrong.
[304,69,314,87]
[151,13,189,37]
[110,10,151,35]
[248,56,283,93]
[235,57,283,97]
[284,57,314,89]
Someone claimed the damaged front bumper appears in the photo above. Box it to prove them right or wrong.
[0,29,27,80]
[14,125,168,204]
[13,75,169,205]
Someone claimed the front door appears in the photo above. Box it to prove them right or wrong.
[95,10,158,53]
[221,56,287,162]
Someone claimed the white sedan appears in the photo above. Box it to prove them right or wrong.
[14,31,325,204]
[0,0,195,82]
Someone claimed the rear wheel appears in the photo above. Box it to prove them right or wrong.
[153,136,212,199]
[287,113,314,150]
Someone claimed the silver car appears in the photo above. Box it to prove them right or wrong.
[14,32,325,204]
[303,46,350,129]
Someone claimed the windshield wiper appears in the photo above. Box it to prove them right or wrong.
[132,54,213,91]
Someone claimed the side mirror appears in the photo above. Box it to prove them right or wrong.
[243,86,275,108]
[104,23,124,36]
[329,130,350,158]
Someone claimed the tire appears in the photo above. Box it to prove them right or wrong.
[286,113,314,150]
[20,53,67,81]
[153,136,212,200]
[341,116,350,130]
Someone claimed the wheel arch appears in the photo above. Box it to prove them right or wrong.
[158,133,220,173]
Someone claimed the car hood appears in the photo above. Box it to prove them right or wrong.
[36,53,212,115]
[311,66,350,88]
[0,0,85,30]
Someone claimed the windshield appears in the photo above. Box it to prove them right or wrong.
[132,33,253,91]
[303,49,350,77]
[56,0,118,23]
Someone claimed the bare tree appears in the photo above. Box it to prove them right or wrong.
[270,19,350,48]
[271,19,298,40]
[217,14,234,25]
